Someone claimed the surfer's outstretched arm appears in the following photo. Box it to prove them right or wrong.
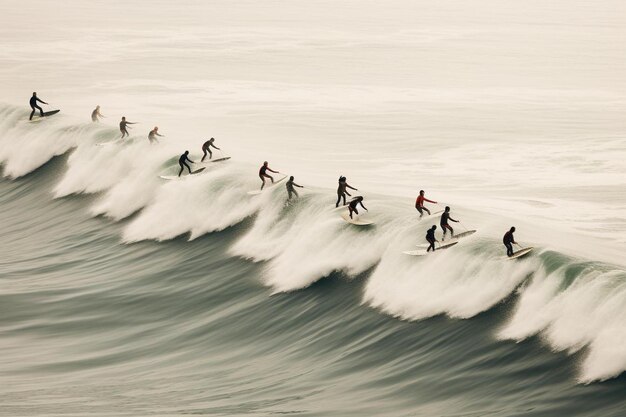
[346,184,357,191]
[268,168,279,174]
[293,182,303,188]
[211,144,220,150]
[449,216,459,222]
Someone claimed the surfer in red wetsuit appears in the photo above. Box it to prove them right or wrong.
[259,161,279,190]
[29,92,48,120]
[415,190,437,217]
[503,227,517,257]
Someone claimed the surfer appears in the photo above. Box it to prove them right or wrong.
[426,225,438,252]
[201,138,220,161]
[119,117,136,139]
[440,206,459,241]
[91,105,104,122]
[29,92,48,120]
[148,126,164,143]
[415,190,437,217]
[259,161,279,190]
[336,176,358,207]
[286,176,303,200]
[178,151,194,177]
[348,196,368,219]
[503,227,517,257]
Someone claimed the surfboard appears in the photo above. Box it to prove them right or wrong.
[29,110,60,121]
[505,247,533,260]
[403,241,458,256]
[340,212,374,226]
[247,176,287,195]
[211,157,231,163]
[159,167,206,180]
[415,230,476,248]
[418,209,444,220]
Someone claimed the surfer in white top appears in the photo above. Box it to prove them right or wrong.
[348,196,367,219]
[91,105,104,122]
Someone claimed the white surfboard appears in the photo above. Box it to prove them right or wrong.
[247,176,287,195]
[504,247,533,260]
[404,241,458,256]
[159,167,206,180]
[340,212,374,226]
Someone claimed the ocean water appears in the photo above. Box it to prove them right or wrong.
[1,1,625,416]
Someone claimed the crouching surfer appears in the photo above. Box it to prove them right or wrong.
[503,227,517,257]
[348,196,368,219]
[178,151,194,177]
[426,225,438,252]
[148,126,164,143]
[259,161,279,190]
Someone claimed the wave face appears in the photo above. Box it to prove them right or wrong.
[1,105,625,416]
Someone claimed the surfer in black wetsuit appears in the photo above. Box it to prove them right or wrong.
[440,206,459,241]
[426,225,438,252]
[286,176,303,200]
[201,138,220,161]
[259,161,279,190]
[503,227,517,257]
[336,176,358,207]
[148,126,164,143]
[119,117,136,139]
[29,92,48,120]
[348,196,367,219]
[178,150,194,177]
[91,105,104,122]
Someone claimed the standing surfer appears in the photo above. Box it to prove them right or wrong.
[201,138,220,161]
[503,227,517,257]
[336,176,358,207]
[148,126,164,143]
[426,225,438,252]
[178,151,194,177]
[348,196,368,219]
[91,105,105,122]
[440,206,459,241]
[415,190,437,217]
[286,176,303,200]
[29,92,48,120]
[259,161,279,190]
[119,116,136,139]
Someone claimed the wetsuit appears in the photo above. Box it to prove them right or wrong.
[29,95,46,120]
[259,165,278,189]
[120,120,135,138]
[286,179,302,200]
[348,199,367,219]
[178,154,193,177]
[426,228,437,252]
[336,178,357,207]
[440,211,458,239]
[503,231,516,257]
[148,130,163,143]
[416,195,436,216]
[201,140,220,162]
